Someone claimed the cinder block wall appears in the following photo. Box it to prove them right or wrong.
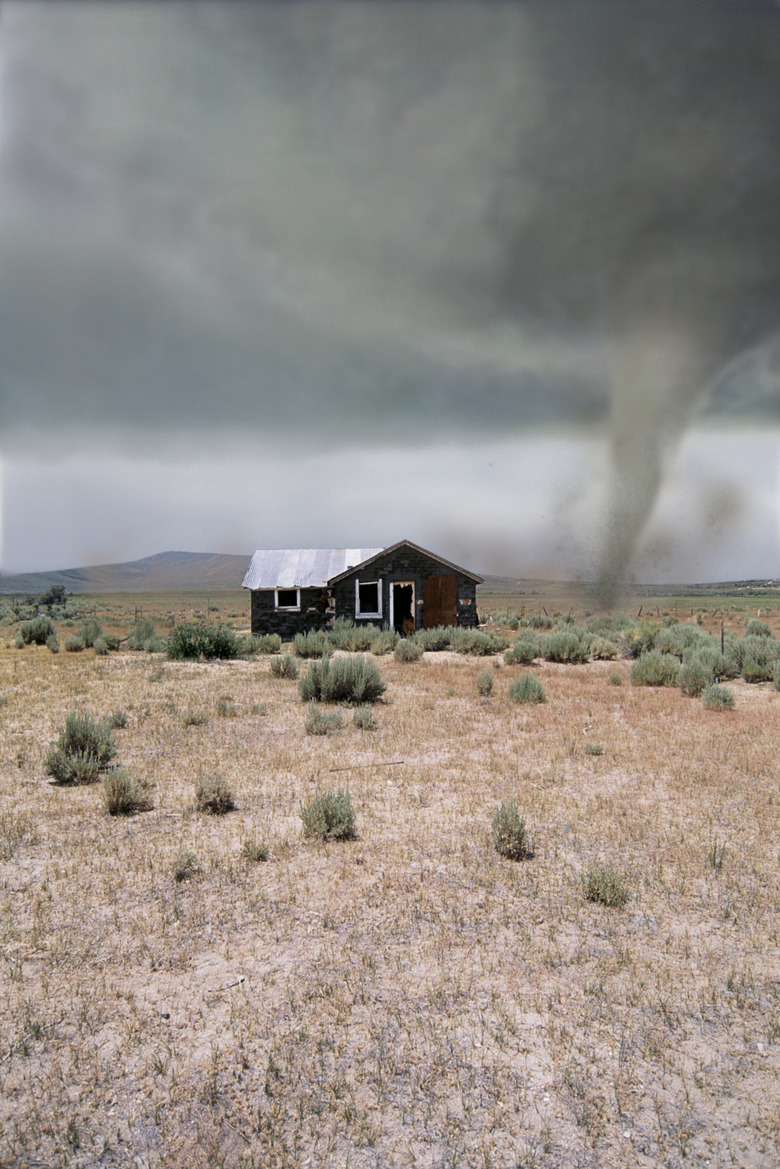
[249,589,331,637]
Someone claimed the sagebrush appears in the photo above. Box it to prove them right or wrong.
[195,773,236,814]
[300,790,356,840]
[299,655,386,704]
[44,712,118,785]
[491,800,534,860]
[103,769,154,816]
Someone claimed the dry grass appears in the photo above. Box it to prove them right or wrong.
[1,606,780,1167]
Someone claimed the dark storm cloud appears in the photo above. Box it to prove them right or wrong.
[2,2,780,587]
[0,1,610,443]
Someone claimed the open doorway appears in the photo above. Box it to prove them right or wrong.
[391,582,415,633]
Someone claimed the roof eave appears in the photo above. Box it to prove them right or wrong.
[326,539,483,585]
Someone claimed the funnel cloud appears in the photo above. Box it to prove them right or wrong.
[1,3,779,586]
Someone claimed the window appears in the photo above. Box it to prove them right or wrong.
[356,580,381,618]
[275,588,300,610]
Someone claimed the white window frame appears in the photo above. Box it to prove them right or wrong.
[355,579,382,619]
[274,587,301,611]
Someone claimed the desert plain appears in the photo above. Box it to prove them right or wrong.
[1,586,779,1168]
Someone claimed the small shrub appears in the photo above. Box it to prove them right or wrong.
[395,639,423,663]
[216,695,238,718]
[293,629,332,658]
[742,656,773,684]
[105,709,128,729]
[167,622,240,661]
[630,651,680,687]
[80,619,104,648]
[540,630,588,664]
[328,617,367,651]
[241,839,269,862]
[195,773,236,814]
[299,655,386,704]
[617,619,660,659]
[44,712,118,785]
[352,704,376,730]
[491,800,534,860]
[182,709,208,727]
[244,632,283,655]
[304,701,344,735]
[587,614,633,637]
[504,637,537,665]
[677,657,712,697]
[18,615,56,646]
[526,614,553,630]
[412,626,453,652]
[126,617,165,653]
[126,617,157,650]
[654,623,708,659]
[270,654,299,679]
[490,611,520,630]
[369,627,399,655]
[587,635,618,661]
[38,584,67,608]
[690,644,738,681]
[583,863,628,908]
[450,628,509,656]
[730,635,780,678]
[607,672,622,686]
[300,789,356,840]
[702,684,735,710]
[92,636,109,656]
[330,618,398,655]
[103,768,153,816]
[46,634,60,654]
[746,618,772,637]
[63,634,86,653]
[476,667,494,697]
[584,741,604,756]
[508,673,546,704]
[172,849,201,882]
[44,748,102,785]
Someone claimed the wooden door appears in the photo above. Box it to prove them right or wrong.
[423,575,457,628]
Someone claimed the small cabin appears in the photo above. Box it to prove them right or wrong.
[242,540,483,638]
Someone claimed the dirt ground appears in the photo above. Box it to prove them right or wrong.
[1,614,779,1167]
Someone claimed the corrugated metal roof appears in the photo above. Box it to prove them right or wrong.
[242,548,384,591]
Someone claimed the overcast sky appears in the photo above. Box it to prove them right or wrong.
[2,2,780,587]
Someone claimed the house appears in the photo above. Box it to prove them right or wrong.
[242,540,483,638]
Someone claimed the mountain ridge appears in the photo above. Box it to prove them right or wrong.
[0,551,251,594]
[2,551,778,598]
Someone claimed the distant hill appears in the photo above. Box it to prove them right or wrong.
[0,551,250,595]
[2,551,778,599]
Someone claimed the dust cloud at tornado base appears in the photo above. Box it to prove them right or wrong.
[1,3,780,586]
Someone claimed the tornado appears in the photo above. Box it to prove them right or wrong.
[2,2,780,588]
